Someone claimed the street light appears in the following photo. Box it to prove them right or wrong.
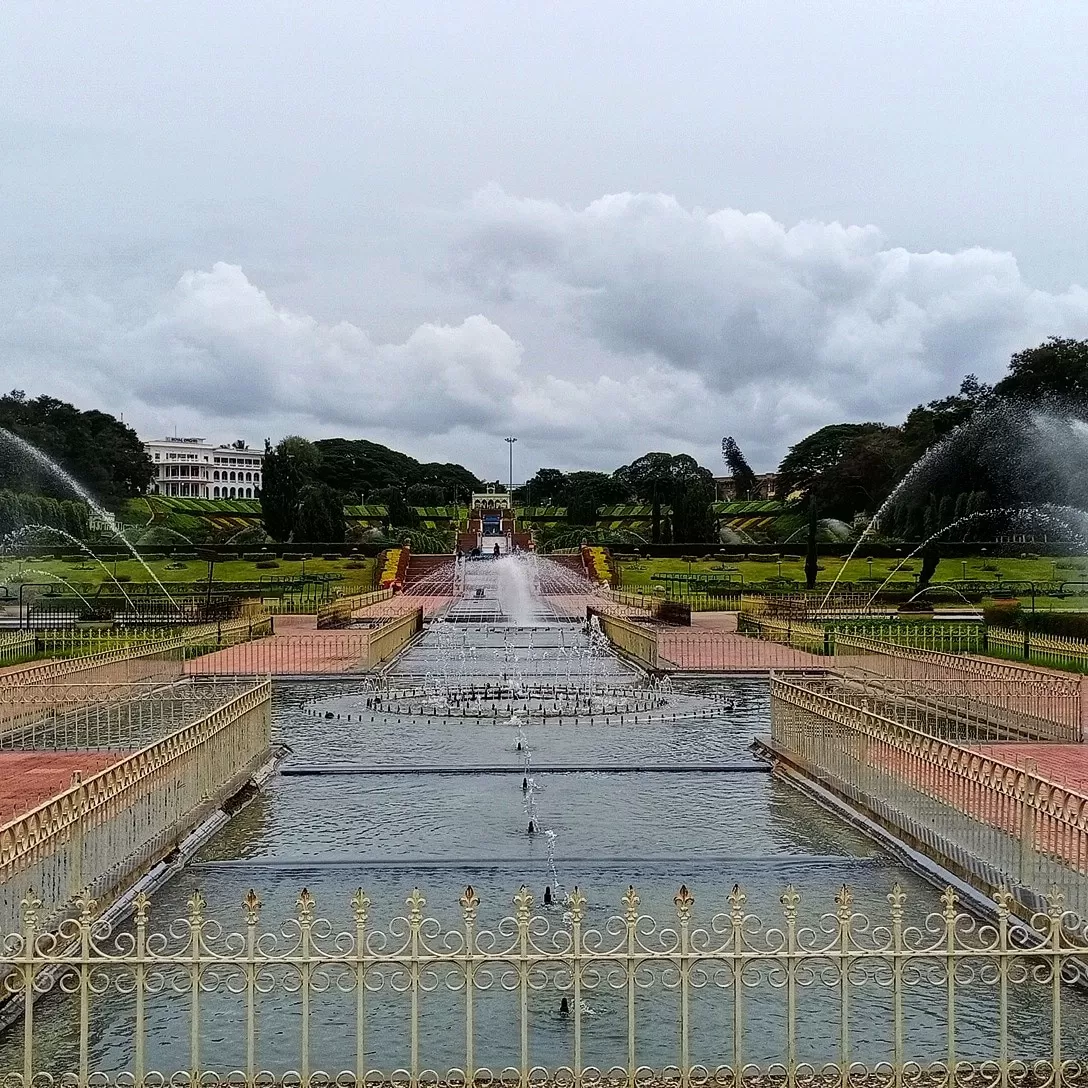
[504,437,517,496]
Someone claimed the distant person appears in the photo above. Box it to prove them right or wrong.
[493,543,501,558]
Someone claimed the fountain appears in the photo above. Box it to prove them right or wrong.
[0,427,182,610]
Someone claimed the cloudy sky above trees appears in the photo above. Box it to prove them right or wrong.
[2,2,1088,479]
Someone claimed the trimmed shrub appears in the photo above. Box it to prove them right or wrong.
[322,553,341,561]
[255,560,279,569]
[282,552,313,562]
[243,551,275,562]
[173,551,198,560]
[345,560,367,569]
[983,599,1023,627]
[113,574,132,583]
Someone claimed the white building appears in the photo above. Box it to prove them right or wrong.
[143,437,264,499]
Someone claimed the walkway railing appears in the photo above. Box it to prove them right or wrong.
[988,625,1088,674]
[833,633,1085,742]
[1,881,1084,1084]
[741,616,985,655]
[771,673,1088,921]
[316,587,394,628]
[591,610,658,670]
[0,679,271,933]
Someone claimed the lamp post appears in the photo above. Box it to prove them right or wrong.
[504,437,517,496]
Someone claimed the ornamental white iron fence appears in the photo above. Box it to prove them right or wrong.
[1,882,1087,1085]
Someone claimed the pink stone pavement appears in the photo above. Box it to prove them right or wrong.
[0,751,128,825]
[655,611,824,672]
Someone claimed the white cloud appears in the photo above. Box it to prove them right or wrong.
[454,188,1088,459]
[3,191,1088,476]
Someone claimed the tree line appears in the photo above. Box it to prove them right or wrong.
[763,337,1088,539]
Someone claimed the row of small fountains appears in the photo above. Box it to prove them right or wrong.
[306,682,733,724]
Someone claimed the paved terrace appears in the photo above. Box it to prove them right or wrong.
[659,612,826,672]
[186,596,452,675]
[0,751,126,824]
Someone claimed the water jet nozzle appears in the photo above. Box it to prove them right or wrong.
[527,820,536,835]
[544,886,553,905]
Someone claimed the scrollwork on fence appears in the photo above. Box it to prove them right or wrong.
[1,881,1086,1085]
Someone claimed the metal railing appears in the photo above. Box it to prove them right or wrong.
[0,677,254,752]
[1,881,1086,1083]
[742,617,985,655]
[833,634,1085,742]
[184,611,423,675]
[366,607,423,667]
[0,679,272,933]
[771,673,1088,922]
[988,625,1088,674]
[0,632,35,669]
[591,611,658,670]
[315,588,394,628]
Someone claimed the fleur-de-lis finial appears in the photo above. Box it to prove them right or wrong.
[835,884,853,921]
[407,888,427,926]
[567,886,587,924]
[780,885,800,923]
[188,891,206,925]
[351,888,371,926]
[940,886,959,919]
[887,883,905,921]
[674,884,695,921]
[460,885,480,924]
[21,890,41,931]
[77,895,97,923]
[728,883,747,924]
[994,887,1013,917]
[242,889,262,925]
[1048,886,1066,920]
[513,886,533,924]
[133,891,151,925]
[622,885,640,923]
[296,888,316,925]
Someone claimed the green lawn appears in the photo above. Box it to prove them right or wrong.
[0,555,377,592]
[615,555,1088,607]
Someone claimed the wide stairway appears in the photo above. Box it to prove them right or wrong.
[402,553,456,595]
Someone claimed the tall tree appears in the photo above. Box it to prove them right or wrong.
[295,482,346,542]
[994,337,1088,411]
[804,502,819,590]
[261,436,320,542]
[721,436,758,499]
[0,390,153,506]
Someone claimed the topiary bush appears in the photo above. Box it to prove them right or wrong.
[282,552,313,562]
[983,599,1023,627]
[255,559,279,569]
[322,553,341,561]
[243,551,275,562]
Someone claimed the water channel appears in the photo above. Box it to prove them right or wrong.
[8,556,1088,1077]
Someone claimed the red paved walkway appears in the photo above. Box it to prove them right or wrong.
[658,627,825,672]
[0,751,126,824]
[973,743,1088,794]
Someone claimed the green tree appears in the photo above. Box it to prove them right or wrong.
[777,423,887,503]
[614,453,715,543]
[804,502,819,590]
[261,436,320,542]
[0,390,153,505]
[994,337,1088,411]
[370,486,420,530]
[295,483,346,542]
[721,436,758,499]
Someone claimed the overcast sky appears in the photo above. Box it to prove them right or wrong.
[2,2,1088,481]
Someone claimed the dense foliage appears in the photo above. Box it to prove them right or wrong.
[771,338,1088,540]
[0,390,153,506]
[312,438,482,503]
[0,490,91,539]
